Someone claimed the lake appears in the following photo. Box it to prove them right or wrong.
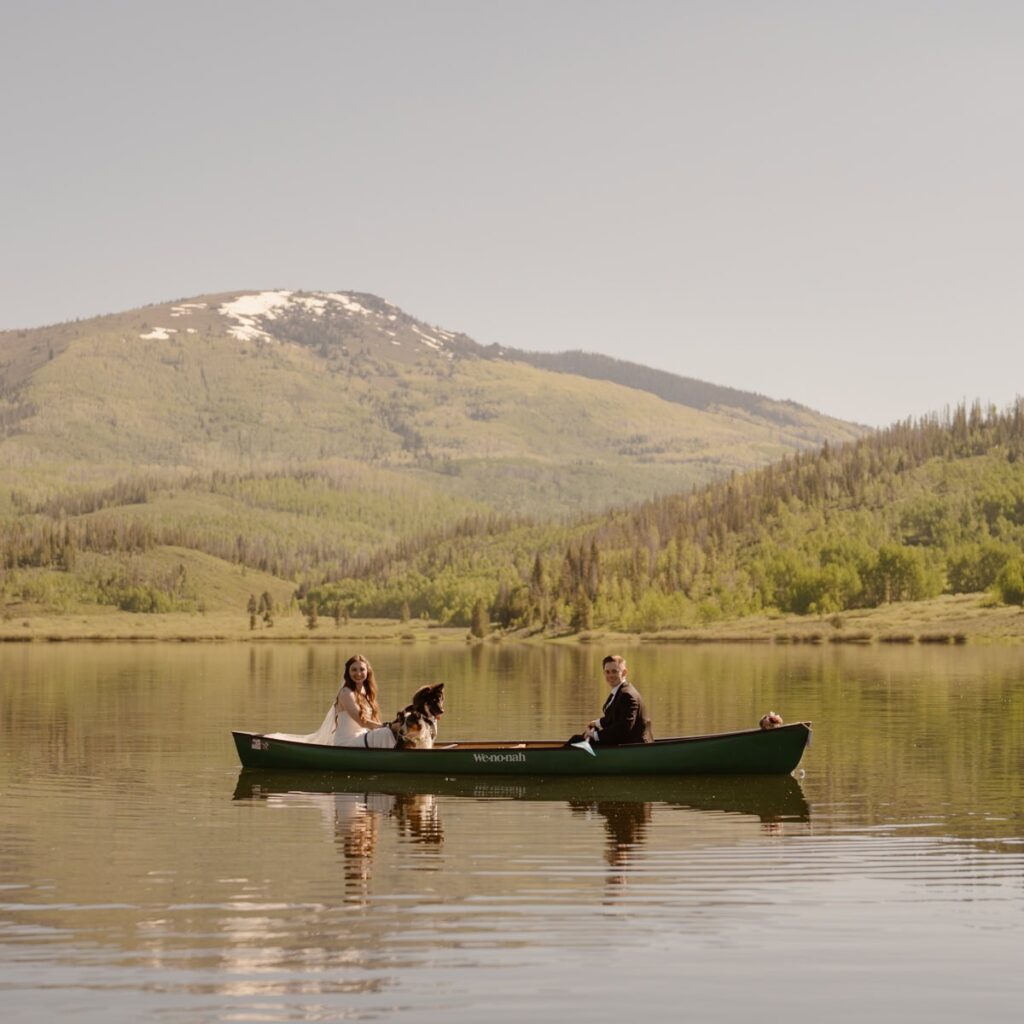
[1,641,1022,1022]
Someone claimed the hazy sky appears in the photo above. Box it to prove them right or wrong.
[2,1,1021,427]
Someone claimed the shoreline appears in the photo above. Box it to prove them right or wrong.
[2,594,1022,645]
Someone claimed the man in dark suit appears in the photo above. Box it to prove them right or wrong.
[574,654,654,746]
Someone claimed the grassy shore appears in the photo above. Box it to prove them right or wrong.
[614,593,1024,646]
[0,609,468,644]
[2,593,1022,644]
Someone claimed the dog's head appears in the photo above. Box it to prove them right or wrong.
[411,683,445,720]
[394,708,434,749]
[759,711,784,730]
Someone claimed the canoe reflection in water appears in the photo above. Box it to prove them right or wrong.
[233,773,808,897]
[235,779,443,903]
[567,798,653,890]
[234,770,806,843]
[334,791,381,895]
[569,798,652,872]
[234,771,808,813]
[555,777,807,885]
[333,790,443,894]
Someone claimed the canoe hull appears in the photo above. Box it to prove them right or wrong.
[232,722,811,776]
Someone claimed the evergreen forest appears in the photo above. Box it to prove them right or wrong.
[6,399,1022,632]
[301,401,1024,631]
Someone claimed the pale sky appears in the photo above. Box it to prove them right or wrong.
[2,0,1021,427]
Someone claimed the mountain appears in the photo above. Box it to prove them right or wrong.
[0,289,861,513]
[0,289,868,618]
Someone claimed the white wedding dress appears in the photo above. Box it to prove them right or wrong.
[264,686,373,746]
[264,689,344,746]
[332,703,369,747]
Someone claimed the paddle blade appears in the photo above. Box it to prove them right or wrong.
[569,739,596,757]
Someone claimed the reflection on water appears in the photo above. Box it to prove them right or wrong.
[233,771,811,903]
[232,769,811,817]
[1,641,1023,1023]
[330,789,444,901]
[568,799,651,888]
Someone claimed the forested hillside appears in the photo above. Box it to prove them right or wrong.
[300,401,1024,631]
[10,293,1019,638]
[508,348,823,423]
[0,289,867,621]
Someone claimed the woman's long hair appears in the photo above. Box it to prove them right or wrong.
[341,654,381,722]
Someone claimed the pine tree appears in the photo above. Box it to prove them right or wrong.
[470,598,489,638]
[571,590,593,631]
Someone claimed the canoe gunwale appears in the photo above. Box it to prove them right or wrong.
[235,720,811,753]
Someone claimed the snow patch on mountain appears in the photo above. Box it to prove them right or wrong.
[324,293,374,317]
[218,291,293,342]
[411,324,443,350]
[216,290,456,353]
[170,303,207,317]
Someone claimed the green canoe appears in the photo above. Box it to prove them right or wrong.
[232,721,811,776]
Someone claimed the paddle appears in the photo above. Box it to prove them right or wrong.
[569,737,596,757]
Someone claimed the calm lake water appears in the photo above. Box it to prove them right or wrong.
[1,641,1022,1022]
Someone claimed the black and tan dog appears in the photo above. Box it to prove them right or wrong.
[362,683,446,749]
[406,683,445,743]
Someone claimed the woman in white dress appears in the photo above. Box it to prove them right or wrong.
[270,654,385,746]
[331,654,385,746]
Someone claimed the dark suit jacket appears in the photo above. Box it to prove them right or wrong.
[593,682,654,745]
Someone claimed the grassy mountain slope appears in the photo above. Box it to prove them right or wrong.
[0,290,861,508]
[0,288,869,623]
